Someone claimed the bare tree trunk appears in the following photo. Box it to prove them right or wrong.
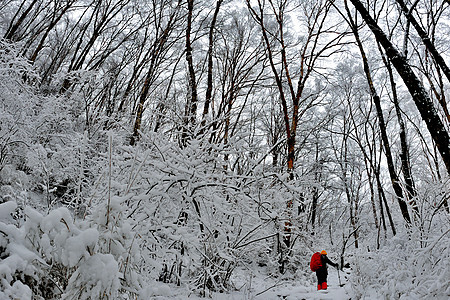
[345,2,412,223]
[246,0,336,250]
[200,0,223,133]
[154,52,185,133]
[130,3,180,145]
[30,0,75,62]
[395,0,450,83]
[182,0,198,146]
[311,188,319,228]
[379,48,418,215]
[310,140,321,228]
[118,24,156,114]
[61,0,111,91]
[349,0,450,175]
[223,79,234,167]
[245,0,294,251]
[4,0,39,40]
[344,177,359,248]
[375,153,397,235]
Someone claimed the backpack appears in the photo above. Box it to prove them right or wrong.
[310,252,322,271]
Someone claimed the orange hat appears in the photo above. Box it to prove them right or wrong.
[320,250,327,255]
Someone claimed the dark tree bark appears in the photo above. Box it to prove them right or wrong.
[154,52,185,133]
[4,0,39,40]
[29,0,75,62]
[335,120,359,248]
[247,0,340,250]
[375,138,396,235]
[346,100,397,235]
[200,0,223,133]
[349,0,450,175]
[246,0,294,251]
[210,17,266,150]
[395,0,450,83]
[378,46,418,215]
[61,0,128,92]
[310,139,321,228]
[130,2,181,145]
[344,2,412,223]
[376,165,396,235]
[182,0,198,146]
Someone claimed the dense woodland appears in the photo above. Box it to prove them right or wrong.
[0,0,449,299]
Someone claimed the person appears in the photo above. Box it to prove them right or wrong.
[316,250,338,290]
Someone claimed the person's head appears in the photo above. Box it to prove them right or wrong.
[320,250,327,255]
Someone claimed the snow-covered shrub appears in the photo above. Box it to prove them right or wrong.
[0,40,37,178]
[0,198,142,299]
[84,132,312,296]
[86,195,143,297]
[62,253,120,299]
[349,188,450,299]
[0,201,36,299]
[96,135,244,293]
[0,40,93,211]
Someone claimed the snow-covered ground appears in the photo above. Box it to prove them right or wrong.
[249,268,352,300]
[143,267,353,299]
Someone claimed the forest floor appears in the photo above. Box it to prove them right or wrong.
[145,267,354,299]
[249,268,352,300]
